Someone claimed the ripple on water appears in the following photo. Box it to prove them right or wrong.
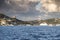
[0,26,60,40]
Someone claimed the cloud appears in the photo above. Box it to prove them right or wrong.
[0,0,60,21]
[40,0,60,12]
[52,0,60,5]
[0,0,41,21]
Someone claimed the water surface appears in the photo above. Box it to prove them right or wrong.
[0,26,60,40]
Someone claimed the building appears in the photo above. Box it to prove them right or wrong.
[40,22,48,26]
[0,19,7,26]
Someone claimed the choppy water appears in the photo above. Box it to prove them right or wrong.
[0,26,60,40]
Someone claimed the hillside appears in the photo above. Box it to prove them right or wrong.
[0,13,60,26]
[28,18,60,25]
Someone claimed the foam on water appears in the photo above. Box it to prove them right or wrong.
[0,26,60,40]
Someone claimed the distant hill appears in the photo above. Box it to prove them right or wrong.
[44,18,60,24]
[0,13,24,25]
[30,18,60,24]
[0,13,10,19]
[0,13,30,25]
[0,13,60,26]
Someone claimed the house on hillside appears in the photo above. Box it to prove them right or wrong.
[0,19,7,26]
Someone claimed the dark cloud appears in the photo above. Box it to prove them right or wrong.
[0,0,39,11]
[0,0,60,21]
[0,0,5,5]
[0,0,40,21]
[0,0,5,7]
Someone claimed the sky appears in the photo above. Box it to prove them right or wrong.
[0,0,60,21]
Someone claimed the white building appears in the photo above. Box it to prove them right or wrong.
[0,20,7,26]
[56,24,60,26]
[48,24,53,26]
[40,22,48,26]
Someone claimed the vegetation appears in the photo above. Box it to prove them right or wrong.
[0,13,60,26]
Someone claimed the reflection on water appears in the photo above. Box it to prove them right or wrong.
[0,26,60,40]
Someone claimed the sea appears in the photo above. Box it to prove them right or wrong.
[0,26,60,40]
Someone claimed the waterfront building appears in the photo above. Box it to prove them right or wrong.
[40,22,48,26]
